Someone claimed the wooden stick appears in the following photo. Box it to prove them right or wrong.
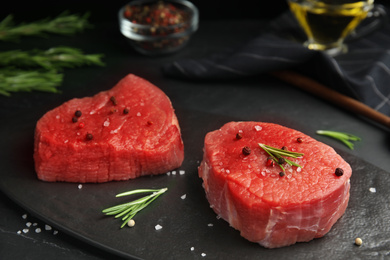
[272,70,390,129]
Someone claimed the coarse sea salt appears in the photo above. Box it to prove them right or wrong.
[254,125,262,131]
[155,224,163,231]
[369,187,376,193]
[78,184,83,189]
[201,253,206,257]
[190,247,195,251]
[45,225,52,231]
[22,229,29,234]
[181,194,186,200]
[137,112,141,117]
[207,223,213,227]
[103,119,110,127]
[35,228,41,233]
[179,170,185,175]
[22,214,27,219]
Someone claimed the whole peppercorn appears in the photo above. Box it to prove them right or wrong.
[86,133,93,140]
[278,157,286,165]
[123,108,130,114]
[266,157,275,167]
[279,172,285,177]
[236,133,243,140]
[110,96,118,106]
[242,146,251,156]
[72,117,78,123]
[297,137,303,143]
[75,110,82,117]
[335,168,344,176]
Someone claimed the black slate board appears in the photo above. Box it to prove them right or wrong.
[0,108,389,260]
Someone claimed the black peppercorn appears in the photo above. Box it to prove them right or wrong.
[75,110,82,117]
[242,146,251,156]
[86,133,93,140]
[335,168,344,176]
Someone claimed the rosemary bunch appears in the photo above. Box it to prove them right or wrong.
[0,47,105,69]
[259,143,304,172]
[316,130,361,150]
[0,69,62,96]
[0,12,91,41]
[103,188,168,228]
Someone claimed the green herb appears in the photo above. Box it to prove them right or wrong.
[0,47,104,69]
[258,143,304,172]
[0,12,91,41]
[316,130,361,150]
[102,188,168,228]
[0,69,62,96]
[0,47,104,96]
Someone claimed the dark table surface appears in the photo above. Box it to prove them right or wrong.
[1,2,390,260]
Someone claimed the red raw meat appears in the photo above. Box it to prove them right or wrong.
[198,121,351,248]
[34,74,184,183]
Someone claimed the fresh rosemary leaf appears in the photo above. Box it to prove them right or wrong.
[0,69,62,96]
[316,130,361,150]
[103,188,168,228]
[0,12,91,41]
[258,143,304,172]
[0,47,105,69]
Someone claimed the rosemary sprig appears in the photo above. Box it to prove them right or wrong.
[102,188,168,228]
[0,69,62,96]
[258,143,304,172]
[0,47,105,70]
[0,12,91,41]
[316,130,361,150]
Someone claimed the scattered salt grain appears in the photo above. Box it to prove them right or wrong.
[78,184,83,189]
[35,228,41,233]
[238,129,243,133]
[22,229,29,234]
[22,214,27,219]
[33,223,38,227]
[201,253,206,257]
[297,167,302,172]
[45,225,52,231]
[166,171,171,176]
[179,170,185,175]
[190,247,195,251]
[137,112,141,117]
[254,125,262,131]
[181,194,186,200]
[369,187,376,193]
[225,169,230,174]
[207,223,213,227]
[103,119,110,127]
[155,224,163,231]
[64,140,69,144]
[26,222,32,227]
[171,171,176,175]
[17,230,21,234]
[53,230,59,235]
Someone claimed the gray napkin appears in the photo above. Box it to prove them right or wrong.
[163,11,390,116]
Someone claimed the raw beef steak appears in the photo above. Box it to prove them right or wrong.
[198,121,351,248]
[34,74,184,183]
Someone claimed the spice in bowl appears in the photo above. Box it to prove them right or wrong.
[119,0,199,55]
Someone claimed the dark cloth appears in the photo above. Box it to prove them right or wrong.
[163,10,390,116]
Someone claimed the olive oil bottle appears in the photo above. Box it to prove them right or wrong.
[288,0,372,50]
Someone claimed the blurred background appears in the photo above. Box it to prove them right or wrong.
[0,1,290,22]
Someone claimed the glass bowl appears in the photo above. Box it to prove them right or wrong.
[118,0,199,56]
